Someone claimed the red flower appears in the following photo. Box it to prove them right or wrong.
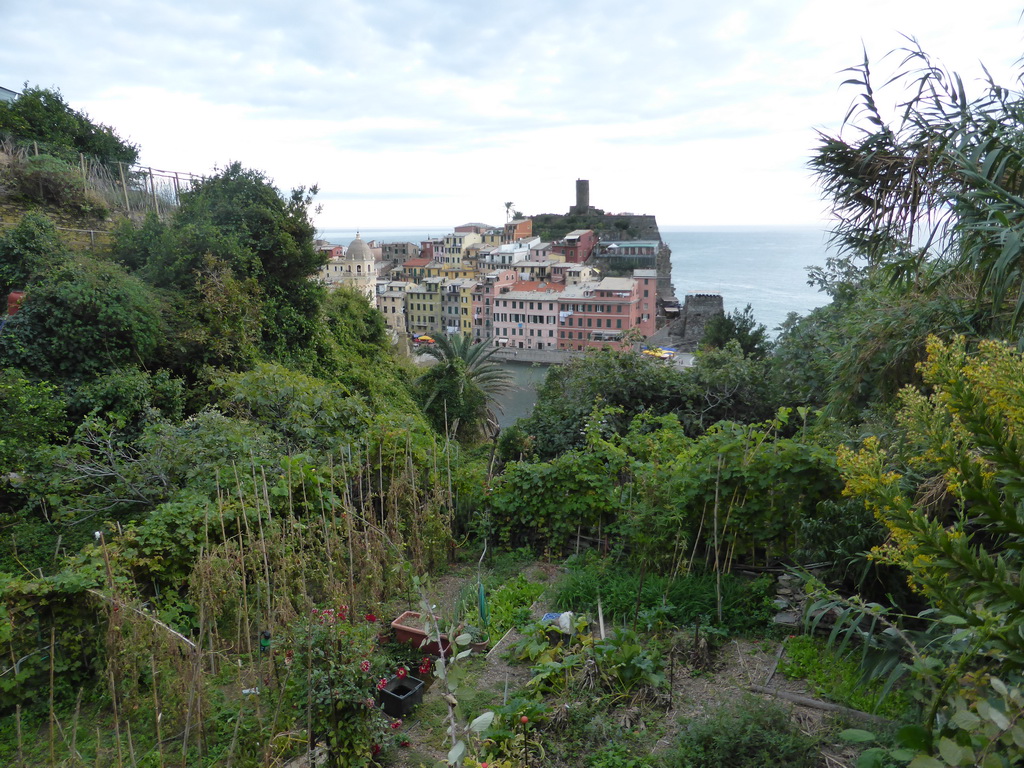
[396,667,408,679]
[360,659,371,673]
[365,697,375,708]
[371,744,381,756]
[365,613,377,623]
[400,740,410,747]
[390,719,402,729]
[377,678,388,690]
[419,663,431,675]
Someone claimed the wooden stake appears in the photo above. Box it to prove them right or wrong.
[713,456,723,625]
[118,163,131,212]
[15,704,24,768]
[108,668,124,768]
[71,688,83,767]
[48,626,55,766]
[151,656,165,768]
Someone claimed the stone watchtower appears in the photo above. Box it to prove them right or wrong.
[671,294,725,352]
[572,179,590,215]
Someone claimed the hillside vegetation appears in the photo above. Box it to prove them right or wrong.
[2,44,1024,768]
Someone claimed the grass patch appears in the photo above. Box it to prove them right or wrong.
[779,635,912,719]
[552,555,774,635]
[663,697,820,768]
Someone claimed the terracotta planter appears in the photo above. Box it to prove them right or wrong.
[391,611,451,656]
[7,291,25,316]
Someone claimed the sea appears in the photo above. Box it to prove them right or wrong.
[319,225,838,426]
[319,225,836,334]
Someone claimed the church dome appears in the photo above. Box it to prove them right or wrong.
[345,235,374,262]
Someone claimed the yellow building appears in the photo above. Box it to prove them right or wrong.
[406,279,443,336]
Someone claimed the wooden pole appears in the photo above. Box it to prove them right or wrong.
[118,163,131,212]
[149,168,158,216]
[48,626,56,766]
[108,668,124,768]
[15,704,24,768]
[151,656,165,768]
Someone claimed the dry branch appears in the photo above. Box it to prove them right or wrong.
[749,684,890,725]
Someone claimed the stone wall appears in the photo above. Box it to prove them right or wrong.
[664,293,724,352]
[0,201,116,252]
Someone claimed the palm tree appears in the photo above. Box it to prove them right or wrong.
[416,333,513,442]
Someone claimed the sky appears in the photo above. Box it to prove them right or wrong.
[2,1,1023,231]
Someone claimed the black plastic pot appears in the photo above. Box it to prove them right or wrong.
[378,675,424,717]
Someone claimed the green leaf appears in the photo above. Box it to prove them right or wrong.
[447,740,466,765]
[979,701,1010,731]
[938,736,973,766]
[469,710,495,732]
[898,725,932,751]
[950,709,981,731]
[907,756,945,768]
[841,728,878,743]
[857,747,886,768]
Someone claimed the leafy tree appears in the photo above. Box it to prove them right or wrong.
[67,367,185,431]
[0,369,66,482]
[416,333,512,442]
[113,163,327,368]
[318,287,419,412]
[836,336,1024,765]
[0,211,64,295]
[0,85,139,166]
[811,44,1024,345]
[508,348,694,459]
[509,344,778,460]
[0,254,167,382]
[213,362,370,452]
[700,303,772,359]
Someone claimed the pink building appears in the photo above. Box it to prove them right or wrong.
[419,237,443,261]
[490,280,565,350]
[556,272,656,351]
[551,229,597,263]
[471,270,518,343]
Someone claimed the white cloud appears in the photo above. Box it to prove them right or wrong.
[1,0,1022,227]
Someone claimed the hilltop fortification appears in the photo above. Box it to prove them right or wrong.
[528,179,676,312]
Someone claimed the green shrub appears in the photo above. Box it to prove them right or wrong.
[588,742,655,768]
[663,697,820,768]
[488,574,545,637]
[6,154,106,216]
